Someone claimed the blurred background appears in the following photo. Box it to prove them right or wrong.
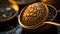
[0,0,60,34]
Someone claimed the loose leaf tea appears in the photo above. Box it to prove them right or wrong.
[0,6,16,20]
[20,2,48,26]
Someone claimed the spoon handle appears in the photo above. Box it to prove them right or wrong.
[44,22,60,26]
[57,10,60,13]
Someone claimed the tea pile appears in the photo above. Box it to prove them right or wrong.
[21,2,48,26]
[0,6,16,20]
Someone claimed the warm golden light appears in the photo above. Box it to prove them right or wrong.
[9,0,17,5]
[42,0,47,3]
[11,5,19,12]
[9,0,19,12]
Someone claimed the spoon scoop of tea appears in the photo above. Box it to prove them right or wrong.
[18,2,49,29]
[18,2,60,29]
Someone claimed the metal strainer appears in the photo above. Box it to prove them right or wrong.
[18,2,48,29]
[18,2,60,29]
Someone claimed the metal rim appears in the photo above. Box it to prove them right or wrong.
[18,2,49,29]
